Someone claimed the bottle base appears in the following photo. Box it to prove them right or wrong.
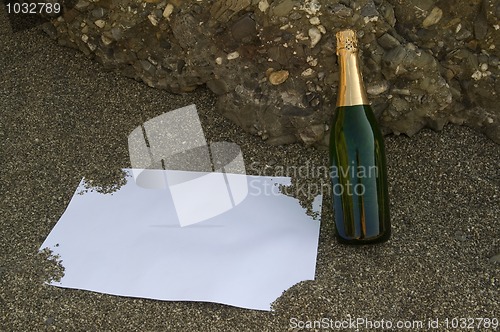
[335,231,391,245]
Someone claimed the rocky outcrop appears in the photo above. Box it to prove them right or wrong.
[40,0,500,146]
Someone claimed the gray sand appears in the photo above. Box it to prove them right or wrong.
[1,9,499,332]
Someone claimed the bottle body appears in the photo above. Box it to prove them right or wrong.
[329,105,390,244]
[330,29,391,244]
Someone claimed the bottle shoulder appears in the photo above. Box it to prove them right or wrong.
[332,105,378,127]
[330,105,385,145]
[334,104,374,113]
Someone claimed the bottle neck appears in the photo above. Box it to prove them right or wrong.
[336,45,369,107]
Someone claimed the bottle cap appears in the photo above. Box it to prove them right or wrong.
[336,29,358,55]
[335,29,369,106]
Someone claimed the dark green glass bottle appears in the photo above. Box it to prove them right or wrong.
[329,29,391,244]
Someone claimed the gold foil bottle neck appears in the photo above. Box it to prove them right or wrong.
[335,29,369,106]
[336,29,358,55]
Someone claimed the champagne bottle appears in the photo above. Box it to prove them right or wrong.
[329,29,391,244]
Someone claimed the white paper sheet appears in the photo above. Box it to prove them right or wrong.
[40,169,321,311]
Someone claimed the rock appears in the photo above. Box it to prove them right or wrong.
[309,17,320,25]
[74,0,90,10]
[301,68,314,78]
[94,20,106,29]
[289,11,302,20]
[380,3,396,27]
[308,27,321,48]
[361,1,379,18]
[301,0,320,15]
[367,81,390,95]
[422,7,443,28]
[268,70,289,85]
[298,124,326,146]
[91,7,106,19]
[231,15,256,41]
[258,0,269,12]
[147,14,159,26]
[41,0,500,146]
[101,35,113,46]
[109,27,122,41]
[210,0,251,22]
[163,4,174,19]
[378,33,401,49]
[139,60,155,74]
[206,79,228,95]
[473,0,488,40]
[272,0,296,17]
[456,27,473,41]
[326,4,353,17]
[227,51,239,60]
